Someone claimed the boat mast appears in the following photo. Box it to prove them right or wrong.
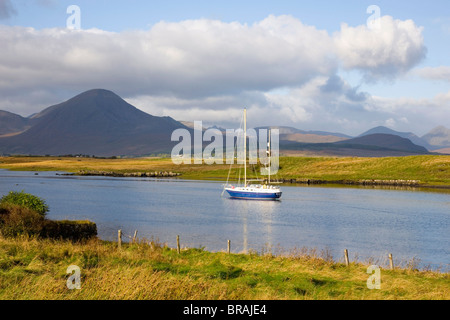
[268,129,271,184]
[244,108,247,187]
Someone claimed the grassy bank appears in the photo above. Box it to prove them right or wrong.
[0,155,449,187]
[0,236,448,300]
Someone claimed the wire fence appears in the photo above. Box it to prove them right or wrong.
[115,229,449,272]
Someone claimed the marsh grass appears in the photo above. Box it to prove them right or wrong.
[0,236,448,300]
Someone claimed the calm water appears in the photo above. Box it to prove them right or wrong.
[0,169,449,271]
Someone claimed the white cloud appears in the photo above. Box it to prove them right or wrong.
[0,15,426,103]
[0,15,336,102]
[334,16,426,81]
[0,14,444,136]
[413,66,450,82]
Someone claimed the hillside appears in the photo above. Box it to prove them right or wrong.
[0,89,188,157]
[256,126,351,142]
[0,110,30,137]
[0,89,446,157]
[335,133,429,153]
[280,134,430,157]
[280,133,348,143]
[359,126,432,150]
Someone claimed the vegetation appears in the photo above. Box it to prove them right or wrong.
[0,236,447,300]
[0,204,45,238]
[0,191,49,217]
[0,155,449,187]
[0,191,96,241]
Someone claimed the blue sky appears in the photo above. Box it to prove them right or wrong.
[5,1,448,31]
[1,0,449,136]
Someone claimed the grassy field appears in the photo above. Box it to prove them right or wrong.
[0,156,448,300]
[0,236,448,300]
[0,155,449,187]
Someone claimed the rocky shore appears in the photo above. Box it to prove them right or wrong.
[269,178,422,187]
[57,171,446,188]
[60,170,182,178]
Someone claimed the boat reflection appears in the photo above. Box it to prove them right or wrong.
[225,198,280,253]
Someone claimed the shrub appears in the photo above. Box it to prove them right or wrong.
[0,191,49,217]
[0,203,45,237]
[41,220,97,242]
[0,191,97,242]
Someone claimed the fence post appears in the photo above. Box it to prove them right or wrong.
[118,230,122,249]
[177,235,181,254]
[227,240,231,254]
[389,253,394,270]
[344,249,349,267]
[132,230,138,243]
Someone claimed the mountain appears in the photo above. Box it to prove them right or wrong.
[359,126,432,150]
[0,89,188,157]
[433,148,450,154]
[422,126,450,149]
[280,134,430,157]
[255,126,351,144]
[0,90,443,157]
[335,134,429,153]
[257,125,351,138]
[0,111,30,137]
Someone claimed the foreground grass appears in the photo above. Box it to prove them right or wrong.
[0,236,448,300]
[0,155,449,187]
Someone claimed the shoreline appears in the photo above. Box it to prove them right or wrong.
[65,170,450,190]
[1,155,449,190]
[2,167,450,191]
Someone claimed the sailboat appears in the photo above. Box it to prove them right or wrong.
[223,109,282,200]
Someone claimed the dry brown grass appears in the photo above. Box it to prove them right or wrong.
[0,236,447,300]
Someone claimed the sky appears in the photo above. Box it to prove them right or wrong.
[0,0,449,136]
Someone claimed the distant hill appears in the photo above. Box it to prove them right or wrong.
[0,89,189,157]
[280,133,348,143]
[255,126,351,144]
[0,90,444,158]
[335,134,429,153]
[433,147,450,154]
[0,111,30,137]
[422,126,450,149]
[256,126,351,138]
[280,133,431,157]
[359,126,432,150]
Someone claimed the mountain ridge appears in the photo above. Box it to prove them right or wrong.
[280,133,431,157]
[0,89,189,157]
[0,110,31,137]
[359,126,432,150]
[0,89,448,157]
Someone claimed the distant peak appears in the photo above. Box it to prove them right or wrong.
[65,89,124,105]
[77,89,119,97]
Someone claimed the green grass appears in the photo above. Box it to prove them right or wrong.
[1,155,449,187]
[0,236,448,300]
[277,155,450,186]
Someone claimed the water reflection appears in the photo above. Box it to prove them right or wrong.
[223,198,279,253]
